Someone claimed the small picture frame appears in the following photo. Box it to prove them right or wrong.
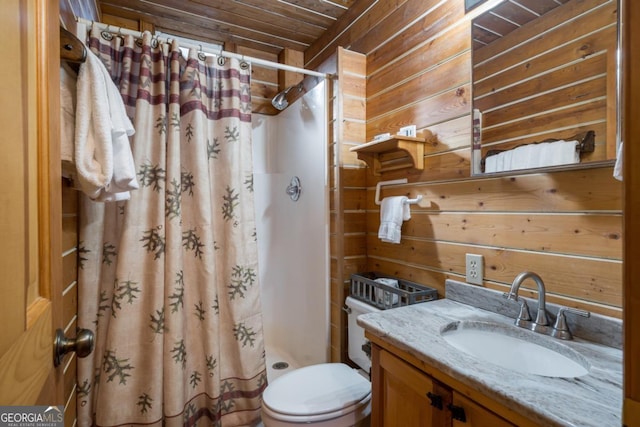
[465,0,489,13]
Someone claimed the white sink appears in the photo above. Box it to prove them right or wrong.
[441,321,589,378]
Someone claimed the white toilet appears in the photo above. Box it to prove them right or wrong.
[261,296,379,427]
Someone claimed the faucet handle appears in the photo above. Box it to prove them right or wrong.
[560,307,590,318]
[551,307,590,340]
[502,292,531,326]
[516,298,532,322]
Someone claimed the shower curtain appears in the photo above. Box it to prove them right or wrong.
[76,28,266,427]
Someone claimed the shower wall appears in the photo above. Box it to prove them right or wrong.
[253,81,329,367]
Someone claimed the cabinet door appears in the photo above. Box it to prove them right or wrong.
[371,346,451,427]
[451,392,515,427]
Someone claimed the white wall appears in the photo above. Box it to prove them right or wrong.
[253,81,329,366]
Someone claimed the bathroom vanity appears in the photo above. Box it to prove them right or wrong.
[358,280,623,427]
[370,345,519,426]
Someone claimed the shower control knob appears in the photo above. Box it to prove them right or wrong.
[286,176,302,201]
[54,328,95,367]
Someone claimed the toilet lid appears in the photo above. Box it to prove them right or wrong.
[262,363,371,416]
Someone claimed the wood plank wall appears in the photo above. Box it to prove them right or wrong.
[474,0,618,168]
[330,48,368,362]
[311,0,623,322]
[61,180,80,427]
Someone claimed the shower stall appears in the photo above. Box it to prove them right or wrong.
[252,81,330,378]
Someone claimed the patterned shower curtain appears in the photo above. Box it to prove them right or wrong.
[76,28,266,426]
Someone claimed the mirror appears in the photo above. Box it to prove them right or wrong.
[470,0,619,175]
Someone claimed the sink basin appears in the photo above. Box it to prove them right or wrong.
[441,321,589,378]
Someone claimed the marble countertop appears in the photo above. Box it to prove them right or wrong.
[357,282,623,427]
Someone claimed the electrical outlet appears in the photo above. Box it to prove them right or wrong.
[465,254,484,285]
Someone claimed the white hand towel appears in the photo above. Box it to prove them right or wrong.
[536,140,579,168]
[378,196,409,244]
[105,79,138,194]
[75,50,137,202]
[509,144,530,171]
[484,153,498,173]
[60,64,77,165]
[613,141,623,181]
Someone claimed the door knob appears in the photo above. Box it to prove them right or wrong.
[54,328,94,367]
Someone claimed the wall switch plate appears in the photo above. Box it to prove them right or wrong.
[465,253,483,285]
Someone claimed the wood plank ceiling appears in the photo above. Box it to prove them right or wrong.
[472,0,568,49]
[98,0,357,54]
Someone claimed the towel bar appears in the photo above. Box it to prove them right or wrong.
[374,179,423,206]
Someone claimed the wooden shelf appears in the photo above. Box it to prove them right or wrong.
[349,135,425,175]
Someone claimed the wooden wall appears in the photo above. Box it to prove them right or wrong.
[61,180,80,427]
[61,0,624,373]
[311,0,623,326]
[330,48,368,362]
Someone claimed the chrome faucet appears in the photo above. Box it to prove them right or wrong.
[503,271,550,334]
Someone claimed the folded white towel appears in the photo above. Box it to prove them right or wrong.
[378,196,409,244]
[484,153,497,173]
[613,141,623,181]
[60,64,77,165]
[536,140,579,168]
[105,76,138,194]
[75,50,137,202]
[484,140,579,173]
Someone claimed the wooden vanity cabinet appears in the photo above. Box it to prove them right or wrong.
[370,344,517,427]
[371,343,452,426]
[451,393,515,427]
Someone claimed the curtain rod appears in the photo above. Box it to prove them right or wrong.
[76,18,331,79]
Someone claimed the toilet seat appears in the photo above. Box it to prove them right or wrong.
[262,393,371,424]
[262,363,371,424]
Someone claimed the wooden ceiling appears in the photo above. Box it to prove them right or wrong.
[98,0,357,55]
[472,0,568,50]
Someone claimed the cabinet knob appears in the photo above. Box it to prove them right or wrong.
[426,391,443,410]
[448,404,467,422]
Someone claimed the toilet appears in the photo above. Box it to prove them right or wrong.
[261,296,379,427]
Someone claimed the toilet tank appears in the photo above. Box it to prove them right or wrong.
[345,296,380,373]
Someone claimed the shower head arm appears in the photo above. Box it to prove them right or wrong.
[272,83,303,111]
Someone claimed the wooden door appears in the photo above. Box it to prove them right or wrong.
[371,345,451,427]
[0,0,63,407]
